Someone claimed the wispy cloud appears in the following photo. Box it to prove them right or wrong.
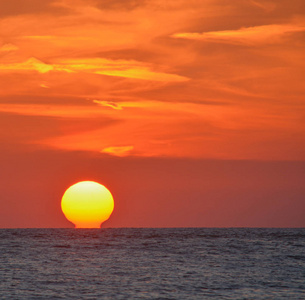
[249,0,276,11]
[0,43,19,52]
[40,83,50,88]
[0,58,54,73]
[172,24,305,45]
[0,57,188,82]
[0,0,70,17]
[0,103,118,118]
[101,145,134,156]
[93,100,123,110]
[57,58,188,82]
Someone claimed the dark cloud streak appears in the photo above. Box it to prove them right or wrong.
[0,0,71,18]
[94,0,147,11]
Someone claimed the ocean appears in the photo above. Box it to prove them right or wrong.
[0,228,304,299]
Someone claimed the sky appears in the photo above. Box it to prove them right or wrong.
[0,0,304,228]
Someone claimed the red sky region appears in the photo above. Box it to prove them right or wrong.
[0,0,304,227]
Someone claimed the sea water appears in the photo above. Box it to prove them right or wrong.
[0,228,304,299]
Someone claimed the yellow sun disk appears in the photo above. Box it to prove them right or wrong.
[61,181,114,228]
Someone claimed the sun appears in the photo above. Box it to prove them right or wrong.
[61,181,114,228]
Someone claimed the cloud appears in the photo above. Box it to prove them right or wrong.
[93,100,123,110]
[172,23,305,45]
[0,43,19,52]
[0,0,304,161]
[57,58,188,82]
[0,57,188,82]
[0,57,54,73]
[40,83,50,88]
[95,67,187,82]
[249,0,276,11]
[0,0,70,17]
[89,0,205,12]
[94,0,147,11]
[101,145,134,156]
[0,103,119,118]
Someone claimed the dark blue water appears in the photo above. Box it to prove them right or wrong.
[0,228,304,299]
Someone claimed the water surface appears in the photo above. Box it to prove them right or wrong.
[0,228,304,299]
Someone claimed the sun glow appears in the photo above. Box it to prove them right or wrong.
[61,181,114,228]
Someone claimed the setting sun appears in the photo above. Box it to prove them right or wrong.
[61,181,114,228]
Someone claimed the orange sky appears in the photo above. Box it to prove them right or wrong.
[0,0,304,227]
